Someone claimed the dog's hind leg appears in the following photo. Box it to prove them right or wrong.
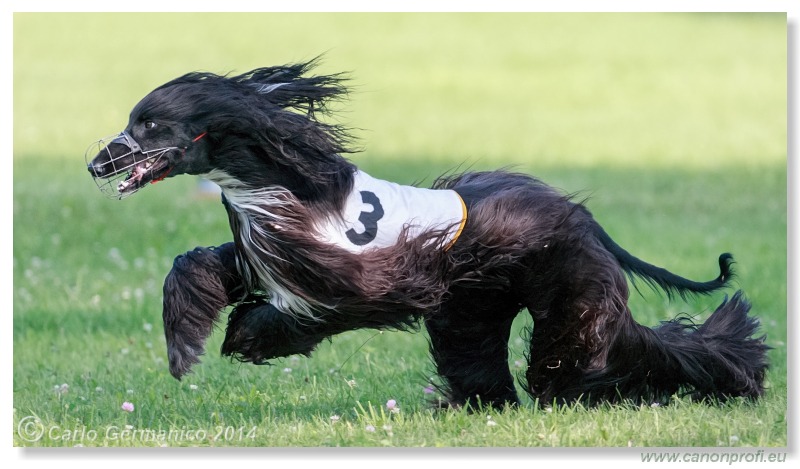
[424,295,522,410]
[523,239,768,406]
[163,242,244,379]
[523,239,635,406]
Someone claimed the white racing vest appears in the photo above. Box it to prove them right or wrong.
[315,171,467,253]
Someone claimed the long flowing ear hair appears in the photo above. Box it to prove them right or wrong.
[233,57,350,118]
[146,57,358,204]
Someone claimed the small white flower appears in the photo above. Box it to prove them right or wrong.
[127,389,134,395]
[95,386,103,393]
[143,323,153,332]
[120,348,129,355]
[283,367,292,373]
[189,384,198,391]
[487,420,498,427]
[729,435,740,444]
[330,415,340,422]
[365,425,376,432]
[125,425,134,430]
[346,379,357,388]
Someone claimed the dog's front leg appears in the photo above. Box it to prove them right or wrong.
[163,242,244,379]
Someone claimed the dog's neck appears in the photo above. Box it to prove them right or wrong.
[205,165,352,212]
[204,158,356,214]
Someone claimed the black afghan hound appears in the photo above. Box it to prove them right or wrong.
[87,60,768,409]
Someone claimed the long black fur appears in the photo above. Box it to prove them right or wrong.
[88,59,769,409]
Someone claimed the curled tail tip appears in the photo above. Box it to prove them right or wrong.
[717,253,735,284]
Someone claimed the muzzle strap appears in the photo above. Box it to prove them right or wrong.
[111,130,142,153]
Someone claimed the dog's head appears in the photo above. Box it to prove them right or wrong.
[85,92,211,198]
[86,59,353,199]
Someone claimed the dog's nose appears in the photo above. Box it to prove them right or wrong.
[88,162,107,178]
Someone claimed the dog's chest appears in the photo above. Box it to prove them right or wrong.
[218,170,467,319]
[315,171,467,253]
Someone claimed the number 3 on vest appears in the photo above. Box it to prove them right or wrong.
[345,191,384,246]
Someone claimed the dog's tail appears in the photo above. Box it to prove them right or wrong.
[579,291,769,404]
[594,224,734,300]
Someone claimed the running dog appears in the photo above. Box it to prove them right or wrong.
[87,60,768,408]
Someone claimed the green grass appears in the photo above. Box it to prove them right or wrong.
[12,13,786,448]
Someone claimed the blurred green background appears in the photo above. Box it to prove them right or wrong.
[15,13,785,167]
[13,13,787,447]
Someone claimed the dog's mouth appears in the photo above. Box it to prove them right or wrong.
[86,132,180,199]
[115,154,173,194]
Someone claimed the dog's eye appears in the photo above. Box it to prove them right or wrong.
[144,121,157,130]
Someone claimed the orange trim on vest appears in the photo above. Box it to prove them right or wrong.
[444,194,468,251]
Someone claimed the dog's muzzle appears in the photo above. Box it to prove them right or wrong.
[85,131,178,199]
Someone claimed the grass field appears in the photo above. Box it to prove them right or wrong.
[12,13,787,449]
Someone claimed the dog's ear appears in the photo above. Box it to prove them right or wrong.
[233,58,349,118]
